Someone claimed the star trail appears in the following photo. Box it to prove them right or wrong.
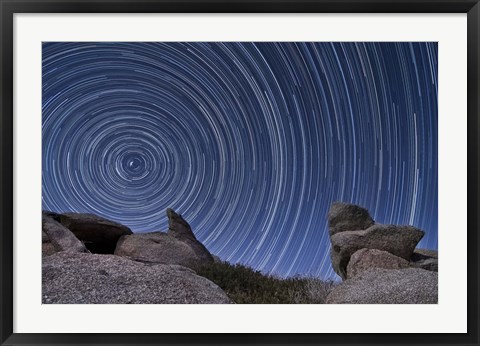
[42,42,438,280]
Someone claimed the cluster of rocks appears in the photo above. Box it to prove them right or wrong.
[42,202,438,305]
[325,202,438,304]
[42,209,231,304]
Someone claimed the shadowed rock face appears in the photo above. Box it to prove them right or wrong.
[115,208,214,268]
[328,202,374,237]
[42,252,232,304]
[326,268,438,304]
[42,212,88,255]
[58,213,133,254]
[330,224,424,279]
[412,248,438,259]
[43,210,61,222]
[410,248,438,272]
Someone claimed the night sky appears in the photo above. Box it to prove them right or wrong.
[42,42,438,280]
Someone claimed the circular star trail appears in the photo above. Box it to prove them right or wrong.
[42,42,438,279]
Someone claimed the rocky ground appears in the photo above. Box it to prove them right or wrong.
[42,202,437,304]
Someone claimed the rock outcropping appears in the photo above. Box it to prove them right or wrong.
[114,209,214,268]
[330,224,424,279]
[325,202,438,304]
[42,208,227,304]
[42,211,133,254]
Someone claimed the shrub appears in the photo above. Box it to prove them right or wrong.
[193,261,336,304]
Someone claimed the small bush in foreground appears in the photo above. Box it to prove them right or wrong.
[193,261,336,304]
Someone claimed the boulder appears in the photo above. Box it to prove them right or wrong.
[330,224,424,279]
[42,252,232,304]
[346,248,410,279]
[114,209,213,268]
[58,213,132,254]
[410,248,438,272]
[42,213,88,254]
[326,268,438,304]
[115,232,213,268]
[328,202,374,236]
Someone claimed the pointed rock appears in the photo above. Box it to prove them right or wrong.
[167,208,196,240]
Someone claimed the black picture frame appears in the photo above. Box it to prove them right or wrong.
[1,1,479,345]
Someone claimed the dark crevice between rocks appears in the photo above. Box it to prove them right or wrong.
[83,242,117,254]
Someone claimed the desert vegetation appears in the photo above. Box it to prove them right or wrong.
[193,260,336,304]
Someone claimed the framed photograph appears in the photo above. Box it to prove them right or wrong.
[1,0,478,345]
